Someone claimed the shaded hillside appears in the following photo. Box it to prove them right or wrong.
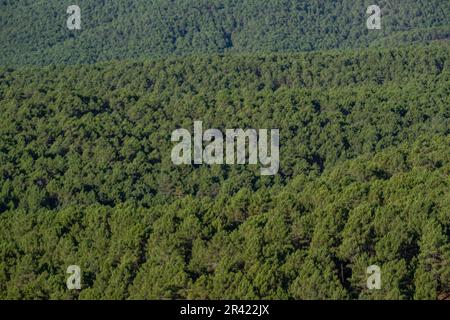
[1,0,449,66]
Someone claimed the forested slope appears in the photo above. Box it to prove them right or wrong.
[0,43,449,299]
[0,136,448,299]
[1,0,449,66]
[0,44,448,210]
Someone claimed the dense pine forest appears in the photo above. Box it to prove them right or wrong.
[0,0,449,300]
[1,0,450,66]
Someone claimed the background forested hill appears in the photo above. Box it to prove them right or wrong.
[0,43,449,299]
[1,0,449,66]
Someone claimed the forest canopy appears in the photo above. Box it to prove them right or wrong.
[0,0,449,66]
[0,42,449,299]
